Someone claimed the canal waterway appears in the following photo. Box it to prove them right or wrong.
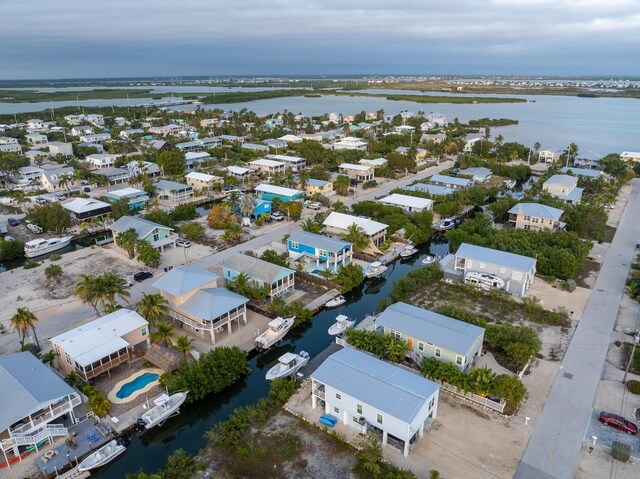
[96,240,448,478]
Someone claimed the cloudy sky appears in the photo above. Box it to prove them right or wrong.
[2,0,639,79]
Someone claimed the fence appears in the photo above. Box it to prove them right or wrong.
[295,270,341,290]
[440,382,506,414]
[353,252,377,263]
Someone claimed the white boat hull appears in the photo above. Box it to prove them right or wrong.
[400,248,418,258]
[365,265,387,278]
[265,356,309,380]
[328,320,355,336]
[77,440,126,472]
[24,237,72,258]
[422,256,435,265]
[325,296,346,308]
[141,392,188,429]
[255,316,295,350]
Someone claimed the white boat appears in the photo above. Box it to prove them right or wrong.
[140,391,188,429]
[432,218,455,231]
[328,314,355,336]
[255,316,295,350]
[503,179,517,189]
[325,295,346,308]
[24,236,72,258]
[464,271,505,291]
[422,255,436,265]
[265,351,310,380]
[365,261,387,278]
[399,245,418,258]
[77,440,126,472]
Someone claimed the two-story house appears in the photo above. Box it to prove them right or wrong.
[85,153,121,170]
[323,212,388,247]
[288,231,353,273]
[542,174,583,204]
[223,253,295,300]
[338,163,374,183]
[254,184,304,203]
[248,158,287,175]
[109,216,178,252]
[106,187,149,210]
[155,180,194,203]
[508,203,565,231]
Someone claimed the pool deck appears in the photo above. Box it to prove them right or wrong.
[108,368,163,405]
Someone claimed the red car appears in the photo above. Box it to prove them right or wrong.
[599,412,638,435]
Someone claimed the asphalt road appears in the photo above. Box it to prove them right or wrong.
[0,160,453,353]
[515,179,640,479]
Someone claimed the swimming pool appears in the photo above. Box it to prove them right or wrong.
[115,372,160,399]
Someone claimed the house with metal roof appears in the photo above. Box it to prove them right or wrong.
[573,151,602,169]
[375,302,485,371]
[176,140,203,153]
[223,253,295,299]
[339,163,374,183]
[508,203,565,231]
[310,347,439,457]
[254,183,304,203]
[0,352,83,465]
[105,187,149,210]
[620,151,640,162]
[109,216,177,251]
[560,167,605,179]
[538,148,562,163]
[323,212,388,247]
[185,171,222,191]
[126,159,161,177]
[333,137,367,151]
[428,174,471,190]
[40,166,78,192]
[450,243,536,296]
[226,165,252,178]
[358,157,387,168]
[542,175,583,204]
[288,231,353,273]
[51,309,150,381]
[378,193,433,213]
[249,158,287,174]
[184,151,211,169]
[263,138,288,149]
[304,178,333,196]
[155,180,194,203]
[458,167,492,183]
[153,266,248,344]
[85,153,121,170]
[266,154,307,172]
[405,183,455,196]
[242,143,269,153]
[62,197,111,221]
[93,167,132,185]
[79,133,110,144]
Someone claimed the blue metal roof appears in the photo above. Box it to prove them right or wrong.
[508,203,564,221]
[109,216,173,238]
[153,267,220,297]
[456,243,536,272]
[311,347,439,424]
[429,174,471,187]
[377,302,484,355]
[288,231,351,254]
[307,179,329,187]
[178,288,248,321]
[561,167,603,178]
[405,183,454,196]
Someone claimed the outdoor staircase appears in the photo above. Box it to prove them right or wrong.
[1,424,68,450]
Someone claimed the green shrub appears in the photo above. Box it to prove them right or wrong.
[0,238,25,261]
[24,261,40,270]
[170,203,198,222]
[49,253,61,261]
[611,441,631,462]
[362,179,378,189]
[626,380,640,395]
[179,222,204,240]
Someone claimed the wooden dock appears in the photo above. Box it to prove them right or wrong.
[299,342,343,379]
[305,288,341,313]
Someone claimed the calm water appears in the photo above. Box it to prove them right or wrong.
[96,240,448,478]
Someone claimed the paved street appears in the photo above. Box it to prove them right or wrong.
[515,179,640,479]
[0,160,452,353]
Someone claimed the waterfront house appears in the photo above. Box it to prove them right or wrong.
[463,138,481,153]
[41,167,77,192]
[109,216,177,251]
[51,309,150,380]
[287,231,353,273]
[93,167,131,185]
[450,243,536,296]
[394,125,416,135]
[542,175,583,204]
[62,197,111,221]
[0,352,83,465]
[64,114,85,125]
[226,165,252,179]
[25,133,47,146]
[310,347,439,457]
[85,153,121,170]
[223,253,295,300]
[86,114,104,126]
[358,157,387,169]
[458,167,492,183]
[322,212,387,247]
[79,133,110,144]
[621,151,640,162]
[304,178,333,196]
[26,119,45,130]
[185,171,222,192]
[155,180,194,203]
[248,158,287,175]
[153,267,249,344]
[105,187,149,210]
[339,163,374,183]
[573,151,601,169]
[333,137,368,151]
[378,193,433,213]
[48,141,73,157]
[11,166,43,185]
[70,126,93,136]
[254,184,304,203]
[538,149,561,163]
[428,174,471,190]
[508,203,565,231]
[148,124,181,136]
[375,302,484,371]
[266,154,307,172]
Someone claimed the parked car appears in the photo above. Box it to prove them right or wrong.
[7,218,18,226]
[83,187,91,193]
[271,212,285,221]
[133,271,153,282]
[598,412,638,435]
[124,279,134,287]
[35,197,47,204]
[4,236,15,242]
[307,202,321,210]
[176,239,192,248]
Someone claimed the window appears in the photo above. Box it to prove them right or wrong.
[319,249,327,257]
[141,328,147,336]
[418,342,425,352]
[456,355,464,366]
[427,341,433,346]
[65,353,71,364]
[389,330,401,340]
[352,416,360,424]
[335,393,341,400]
[357,404,362,414]
[291,241,299,249]
[376,413,383,425]
[532,217,539,223]
[153,233,160,242]
[429,397,435,410]
[524,215,531,221]
[434,348,442,358]
[334,406,340,414]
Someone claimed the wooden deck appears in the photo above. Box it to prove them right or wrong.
[304,288,341,313]
[299,342,343,379]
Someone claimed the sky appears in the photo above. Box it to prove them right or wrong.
[2,0,639,79]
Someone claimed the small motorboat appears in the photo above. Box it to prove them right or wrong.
[77,440,126,472]
[140,392,188,429]
[365,261,387,279]
[255,316,295,350]
[265,351,310,380]
[325,295,346,308]
[422,255,436,265]
[328,314,355,336]
[399,245,418,258]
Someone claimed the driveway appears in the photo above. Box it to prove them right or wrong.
[584,409,640,459]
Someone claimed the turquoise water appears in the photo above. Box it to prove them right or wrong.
[115,372,160,399]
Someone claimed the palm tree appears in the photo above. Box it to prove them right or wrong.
[151,321,175,346]
[284,170,296,188]
[75,274,100,316]
[44,264,63,283]
[341,224,369,252]
[239,194,256,218]
[41,350,59,367]
[227,191,240,215]
[317,268,336,280]
[471,366,497,397]
[271,171,284,186]
[228,272,254,298]
[223,223,243,242]
[627,279,640,299]
[115,228,138,259]
[334,175,350,196]
[301,218,321,234]
[135,293,169,327]
[58,173,71,192]
[10,307,40,350]
[298,170,310,190]
[64,371,85,389]
[12,191,31,213]
[97,272,131,313]
[174,335,194,361]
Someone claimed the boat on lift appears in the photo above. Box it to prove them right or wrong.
[325,295,346,308]
[255,316,295,350]
[365,261,387,278]
[140,392,188,429]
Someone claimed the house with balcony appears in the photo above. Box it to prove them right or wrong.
[26,119,45,130]
[119,128,144,139]
[185,151,211,170]
[93,167,131,185]
[279,134,303,144]
[185,171,222,191]
[339,163,374,183]
[70,125,93,137]
[378,193,433,213]
[11,166,43,185]
[287,231,353,273]
[105,187,149,210]
[508,203,565,231]
[148,124,181,136]
[428,174,471,190]
[85,153,121,170]
[79,133,110,144]
[264,138,287,150]
[25,133,48,146]
[621,151,640,163]
[64,114,85,125]
[249,158,287,175]
[573,151,602,169]
[538,149,561,163]
[223,253,295,300]
[175,140,203,153]
[0,352,83,465]
[304,178,333,196]
[155,180,194,203]
[333,137,368,151]
[448,243,536,296]
[310,347,439,457]
[62,197,112,221]
[266,154,307,172]
[51,309,149,381]
[226,165,252,179]
[254,184,304,203]
[153,266,249,345]
[323,212,387,247]
[86,114,104,126]
[358,157,387,169]
[127,159,161,177]
[375,302,485,371]
[542,174,583,204]
[41,167,78,192]
[109,216,177,251]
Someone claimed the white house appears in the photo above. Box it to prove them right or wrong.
[378,193,433,213]
[311,347,440,457]
[333,137,368,151]
[70,126,94,137]
[85,153,121,170]
[538,149,561,163]
[323,212,387,247]
[248,158,287,174]
[338,163,374,182]
[79,133,110,144]
[266,154,307,172]
[620,151,640,163]
[48,141,73,157]
[463,138,481,153]
[458,167,492,183]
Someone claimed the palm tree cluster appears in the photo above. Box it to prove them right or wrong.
[74,272,131,316]
[343,329,407,363]
[341,223,369,252]
[10,307,40,350]
[421,358,497,397]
